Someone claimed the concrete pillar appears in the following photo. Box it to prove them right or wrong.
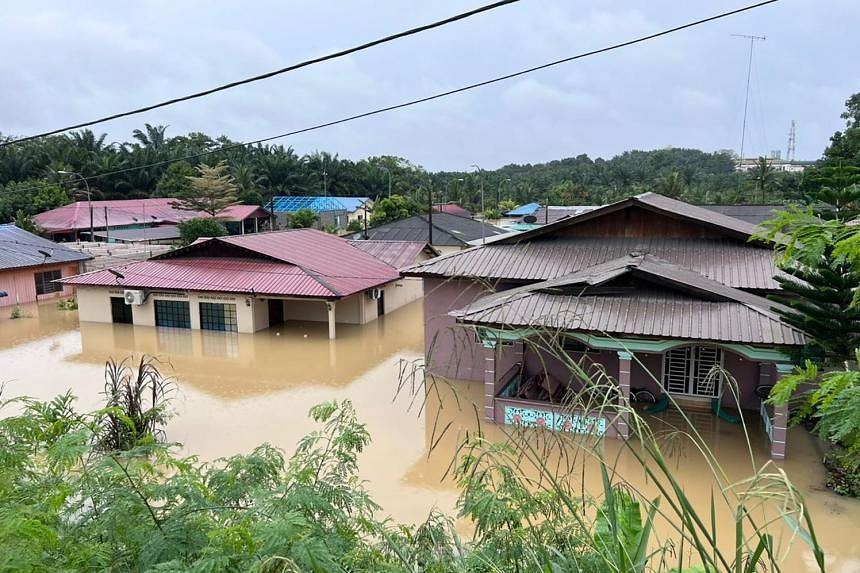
[483,341,497,422]
[616,351,632,439]
[770,363,793,460]
[326,301,336,340]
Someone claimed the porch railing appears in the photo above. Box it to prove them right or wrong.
[760,401,773,443]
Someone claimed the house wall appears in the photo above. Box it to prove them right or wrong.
[555,206,734,239]
[382,278,423,313]
[0,262,80,308]
[423,277,495,381]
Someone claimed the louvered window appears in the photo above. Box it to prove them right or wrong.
[662,346,722,397]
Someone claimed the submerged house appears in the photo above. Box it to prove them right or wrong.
[0,224,91,308]
[61,229,410,338]
[404,192,804,459]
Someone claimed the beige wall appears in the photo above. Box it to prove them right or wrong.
[382,278,423,313]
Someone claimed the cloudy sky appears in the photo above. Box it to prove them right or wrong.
[1,0,857,171]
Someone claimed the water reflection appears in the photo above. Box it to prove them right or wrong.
[0,301,859,571]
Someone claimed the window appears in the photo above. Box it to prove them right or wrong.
[662,346,723,397]
[110,296,134,324]
[34,270,62,295]
[199,302,238,332]
[154,300,191,329]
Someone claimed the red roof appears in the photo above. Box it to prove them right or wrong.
[347,240,431,270]
[62,229,399,298]
[34,199,267,232]
[433,203,472,218]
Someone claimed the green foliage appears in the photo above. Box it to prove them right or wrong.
[746,157,776,202]
[0,179,70,222]
[289,208,318,229]
[345,218,364,233]
[370,194,420,226]
[498,199,518,213]
[801,163,860,220]
[481,208,500,220]
[9,304,23,319]
[769,354,860,495]
[823,92,860,164]
[174,160,239,216]
[178,218,228,246]
[154,160,196,197]
[56,298,78,311]
[13,210,38,233]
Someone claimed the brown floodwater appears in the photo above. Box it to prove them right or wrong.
[1,301,858,571]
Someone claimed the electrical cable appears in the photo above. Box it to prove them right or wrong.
[4,0,781,198]
[0,0,522,147]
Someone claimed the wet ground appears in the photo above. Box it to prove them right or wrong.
[1,301,858,571]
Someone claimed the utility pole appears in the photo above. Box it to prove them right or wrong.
[427,184,433,247]
[470,164,485,245]
[787,120,797,162]
[732,34,765,163]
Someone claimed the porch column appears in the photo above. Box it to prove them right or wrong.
[483,341,497,422]
[616,351,632,439]
[770,363,793,460]
[326,301,336,340]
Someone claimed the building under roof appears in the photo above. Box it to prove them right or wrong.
[347,212,506,252]
[0,224,91,307]
[404,192,801,459]
[268,196,370,214]
[62,229,411,338]
[346,240,437,270]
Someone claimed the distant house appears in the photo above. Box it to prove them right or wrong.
[33,198,270,242]
[268,196,372,230]
[433,202,472,219]
[347,240,439,308]
[347,212,506,254]
[404,192,804,459]
[61,229,410,339]
[0,224,91,308]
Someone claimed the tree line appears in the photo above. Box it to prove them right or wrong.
[0,123,807,225]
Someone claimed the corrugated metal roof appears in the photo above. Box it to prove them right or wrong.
[33,199,265,232]
[433,203,473,218]
[92,226,181,242]
[348,213,506,246]
[216,205,270,222]
[61,257,335,297]
[346,240,431,270]
[702,205,785,225]
[268,196,369,214]
[504,202,541,216]
[490,192,761,246]
[452,291,806,346]
[404,237,782,290]
[0,224,91,270]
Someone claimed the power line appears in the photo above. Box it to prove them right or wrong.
[8,0,781,196]
[0,0,522,148]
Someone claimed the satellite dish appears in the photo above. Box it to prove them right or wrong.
[523,215,538,224]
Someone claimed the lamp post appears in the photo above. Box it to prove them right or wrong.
[58,170,93,240]
[379,165,392,198]
[497,177,511,208]
[470,164,486,245]
[445,177,465,204]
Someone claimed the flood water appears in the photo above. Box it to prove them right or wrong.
[1,301,858,571]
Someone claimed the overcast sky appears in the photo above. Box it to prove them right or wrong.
[2,1,858,171]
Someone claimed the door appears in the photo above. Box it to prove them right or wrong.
[268,298,284,325]
[376,290,385,316]
[662,346,723,397]
[110,296,134,324]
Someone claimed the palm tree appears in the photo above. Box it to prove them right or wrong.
[131,124,168,151]
[653,170,686,198]
[749,156,775,203]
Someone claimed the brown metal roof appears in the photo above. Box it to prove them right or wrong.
[452,291,806,346]
[449,253,807,346]
[488,192,762,246]
[404,237,782,290]
[346,240,434,270]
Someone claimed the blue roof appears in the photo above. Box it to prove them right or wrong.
[268,196,369,214]
[504,202,541,216]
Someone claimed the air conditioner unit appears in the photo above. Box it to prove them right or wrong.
[124,290,145,305]
[367,288,383,300]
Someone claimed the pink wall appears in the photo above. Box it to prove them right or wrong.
[0,263,80,307]
[423,277,495,381]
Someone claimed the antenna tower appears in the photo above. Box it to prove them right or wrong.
[787,120,797,162]
[732,34,766,161]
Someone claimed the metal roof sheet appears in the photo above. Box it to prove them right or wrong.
[346,240,431,270]
[702,204,785,225]
[92,226,181,242]
[404,237,782,290]
[0,224,91,270]
[216,205,270,222]
[61,257,335,297]
[452,291,806,346]
[349,213,506,246]
[505,202,541,216]
[433,203,473,218]
[268,196,369,214]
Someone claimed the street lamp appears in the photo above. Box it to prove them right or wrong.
[497,177,511,208]
[58,170,93,240]
[470,164,486,245]
[444,177,465,204]
[379,165,392,198]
